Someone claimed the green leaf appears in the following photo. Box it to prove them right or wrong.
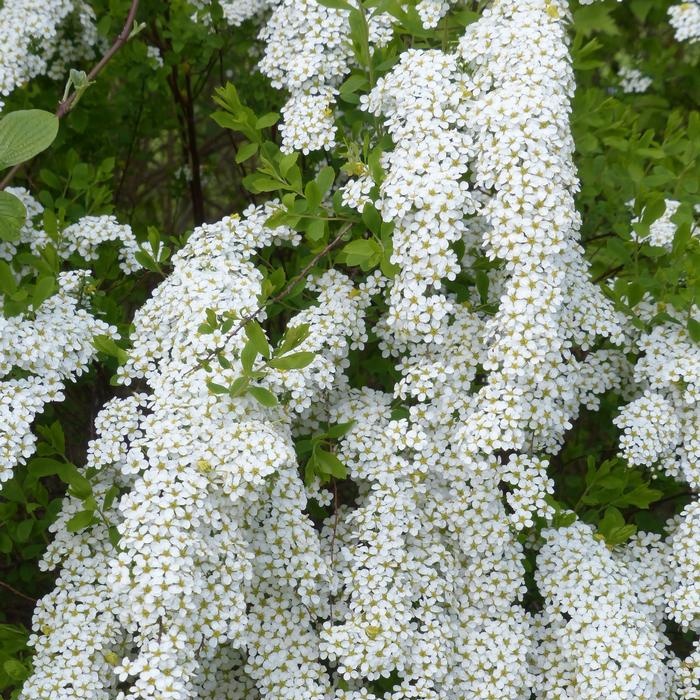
[339,74,369,98]
[361,203,382,235]
[103,485,120,512]
[229,376,250,397]
[305,181,322,210]
[475,270,489,303]
[207,381,229,395]
[316,0,353,9]
[316,166,335,195]
[236,141,259,163]
[240,338,258,374]
[32,276,56,309]
[325,420,355,438]
[248,386,279,407]
[28,457,92,498]
[315,448,347,479]
[255,112,279,129]
[108,525,121,548]
[688,318,700,343]
[2,659,27,681]
[93,334,128,364]
[307,218,326,243]
[66,509,95,533]
[277,323,310,356]
[338,238,382,270]
[0,190,26,242]
[14,519,33,543]
[573,4,619,38]
[0,260,17,295]
[278,153,298,178]
[243,173,285,193]
[245,320,271,359]
[0,110,59,169]
[268,351,315,370]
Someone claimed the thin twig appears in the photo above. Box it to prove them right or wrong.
[0,579,37,604]
[187,221,353,375]
[592,264,624,284]
[0,0,141,191]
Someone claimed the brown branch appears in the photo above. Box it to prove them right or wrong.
[0,579,37,604]
[592,264,624,284]
[183,71,205,225]
[0,0,141,191]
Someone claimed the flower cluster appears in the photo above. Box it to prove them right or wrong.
[617,66,653,93]
[534,522,671,700]
[0,0,98,110]
[21,205,378,699]
[59,215,141,274]
[258,0,392,153]
[669,1,700,43]
[667,502,700,632]
[10,0,700,698]
[192,0,271,26]
[630,198,698,250]
[0,190,141,483]
[0,272,115,483]
[614,320,700,487]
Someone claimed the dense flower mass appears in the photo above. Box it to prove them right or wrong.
[0,0,98,110]
[258,0,393,153]
[2,0,699,698]
[0,189,140,483]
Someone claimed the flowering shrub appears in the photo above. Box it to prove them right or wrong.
[0,0,699,698]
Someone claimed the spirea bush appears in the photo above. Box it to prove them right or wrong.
[0,0,699,698]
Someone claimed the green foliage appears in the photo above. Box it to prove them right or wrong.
[297,421,355,484]
[0,0,699,693]
[0,192,26,242]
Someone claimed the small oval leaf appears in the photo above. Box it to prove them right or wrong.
[0,109,59,169]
